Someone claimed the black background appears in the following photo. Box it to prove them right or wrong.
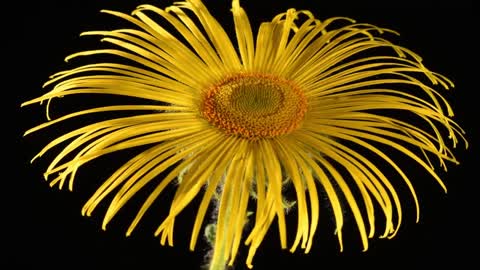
[8,0,475,269]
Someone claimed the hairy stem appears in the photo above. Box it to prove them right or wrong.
[208,191,233,270]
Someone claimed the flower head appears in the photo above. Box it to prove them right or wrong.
[22,0,467,269]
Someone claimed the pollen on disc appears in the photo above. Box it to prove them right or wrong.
[201,73,307,140]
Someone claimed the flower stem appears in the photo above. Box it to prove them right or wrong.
[208,188,233,270]
[208,245,227,270]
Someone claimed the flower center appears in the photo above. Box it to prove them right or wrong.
[201,73,307,140]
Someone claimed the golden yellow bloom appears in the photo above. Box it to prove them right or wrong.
[22,0,467,269]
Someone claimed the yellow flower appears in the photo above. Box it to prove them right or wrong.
[22,0,467,269]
